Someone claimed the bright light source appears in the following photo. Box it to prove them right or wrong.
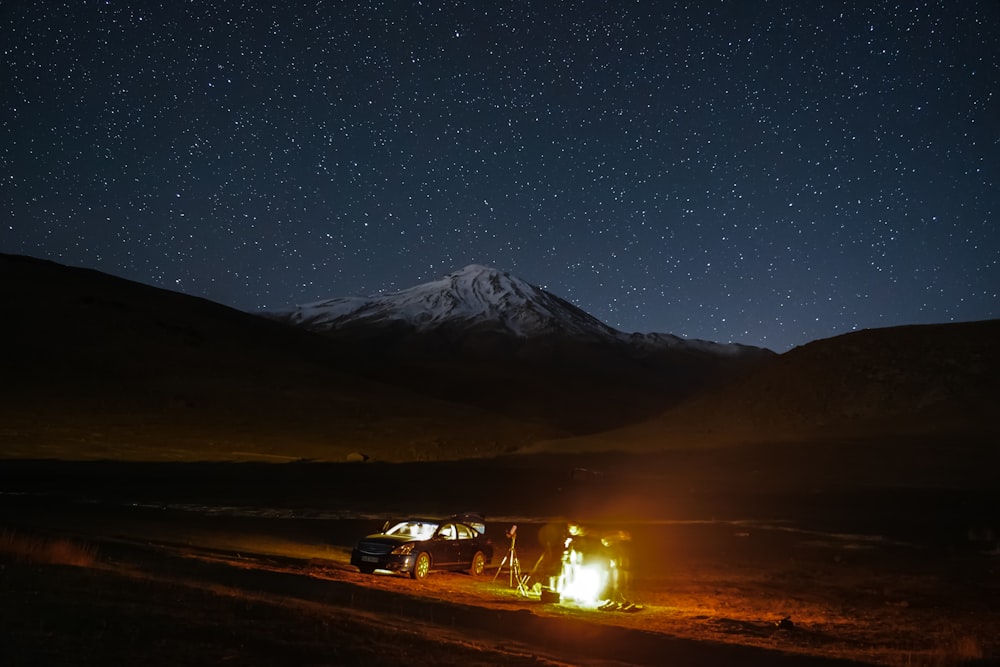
[554,547,612,608]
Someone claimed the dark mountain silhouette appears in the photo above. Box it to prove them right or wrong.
[2,253,995,465]
[541,319,1000,457]
[0,254,553,461]
[673,320,999,440]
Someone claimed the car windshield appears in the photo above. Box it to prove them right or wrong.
[384,521,438,539]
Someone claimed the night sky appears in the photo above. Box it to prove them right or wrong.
[3,2,998,351]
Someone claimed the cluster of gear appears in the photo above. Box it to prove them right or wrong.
[529,521,643,612]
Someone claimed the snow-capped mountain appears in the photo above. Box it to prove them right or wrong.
[269,264,765,357]
[265,264,777,434]
[270,264,617,340]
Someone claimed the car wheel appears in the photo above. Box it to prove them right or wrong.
[469,550,486,576]
[411,552,431,580]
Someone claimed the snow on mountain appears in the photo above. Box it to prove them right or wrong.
[272,265,615,338]
[270,265,766,355]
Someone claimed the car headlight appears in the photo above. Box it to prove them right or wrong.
[391,543,416,555]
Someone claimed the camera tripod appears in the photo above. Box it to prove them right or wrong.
[492,525,529,596]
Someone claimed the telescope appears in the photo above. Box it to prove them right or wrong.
[494,524,528,595]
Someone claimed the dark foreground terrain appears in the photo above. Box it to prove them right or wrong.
[1,451,998,666]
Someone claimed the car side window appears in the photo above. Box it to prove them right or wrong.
[455,524,473,540]
[439,524,456,540]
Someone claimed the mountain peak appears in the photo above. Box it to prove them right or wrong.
[450,263,497,276]
[270,265,617,339]
[268,266,771,358]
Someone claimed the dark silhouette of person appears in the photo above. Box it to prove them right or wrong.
[604,530,633,607]
[532,520,569,588]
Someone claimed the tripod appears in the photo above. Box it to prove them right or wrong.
[492,525,529,596]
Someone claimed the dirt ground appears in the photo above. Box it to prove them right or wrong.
[1,454,998,666]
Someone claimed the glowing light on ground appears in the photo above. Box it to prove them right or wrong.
[555,549,613,608]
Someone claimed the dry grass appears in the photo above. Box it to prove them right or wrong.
[899,634,986,667]
[0,529,98,567]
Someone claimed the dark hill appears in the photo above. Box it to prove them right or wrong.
[539,319,1000,453]
[0,254,552,461]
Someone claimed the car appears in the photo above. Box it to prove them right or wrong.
[350,512,493,580]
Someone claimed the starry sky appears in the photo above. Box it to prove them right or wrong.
[3,1,998,351]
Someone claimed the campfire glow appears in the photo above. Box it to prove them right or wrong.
[553,544,614,608]
[530,524,632,610]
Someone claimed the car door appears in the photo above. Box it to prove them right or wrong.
[454,523,475,565]
[433,523,461,567]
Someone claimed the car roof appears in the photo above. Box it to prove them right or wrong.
[392,513,486,525]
